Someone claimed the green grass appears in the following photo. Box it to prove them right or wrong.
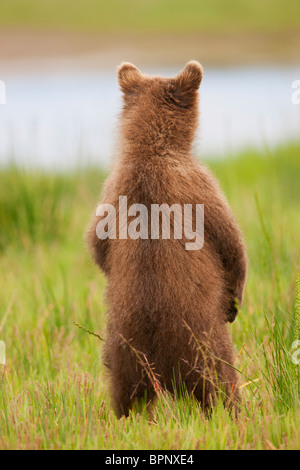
[0,142,300,449]
[0,0,299,34]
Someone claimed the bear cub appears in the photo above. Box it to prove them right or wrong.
[87,61,247,417]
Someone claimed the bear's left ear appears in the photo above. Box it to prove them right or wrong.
[118,62,143,93]
[176,61,203,92]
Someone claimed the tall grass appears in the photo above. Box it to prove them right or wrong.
[0,142,300,449]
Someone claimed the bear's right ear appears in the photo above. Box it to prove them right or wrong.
[172,61,203,107]
[176,61,203,92]
[118,62,143,93]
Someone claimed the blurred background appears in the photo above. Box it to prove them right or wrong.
[1,2,300,450]
[0,0,299,169]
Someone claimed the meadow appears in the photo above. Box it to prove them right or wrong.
[0,142,299,449]
[0,0,299,34]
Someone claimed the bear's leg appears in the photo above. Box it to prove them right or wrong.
[109,368,155,418]
[104,339,155,418]
[221,367,241,416]
[177,344,241,416]
[185,368,217,414]
[162,359,216,414]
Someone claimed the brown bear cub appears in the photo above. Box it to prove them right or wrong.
[86,61,247,417]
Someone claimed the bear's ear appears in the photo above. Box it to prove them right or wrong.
[118,62,143,93]
[176,61,203,91]
[172,61,203,107]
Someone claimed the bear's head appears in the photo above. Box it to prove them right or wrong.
[118,61,203,156]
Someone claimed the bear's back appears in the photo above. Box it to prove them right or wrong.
[105,157,228,331]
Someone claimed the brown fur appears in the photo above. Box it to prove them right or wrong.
[86,61,247,417]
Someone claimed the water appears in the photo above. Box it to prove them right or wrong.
[0,63,299,169]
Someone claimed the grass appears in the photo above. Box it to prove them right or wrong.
[0,142,300,449]
[0,0,299,34]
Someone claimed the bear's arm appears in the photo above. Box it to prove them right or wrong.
[86,174,117,275]
[199,168,248,322]
[86,213,110,274]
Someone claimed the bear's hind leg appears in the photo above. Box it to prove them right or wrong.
[105,339,155,418]
[109,366,155,418]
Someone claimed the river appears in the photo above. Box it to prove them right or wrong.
[0,62,299,169]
